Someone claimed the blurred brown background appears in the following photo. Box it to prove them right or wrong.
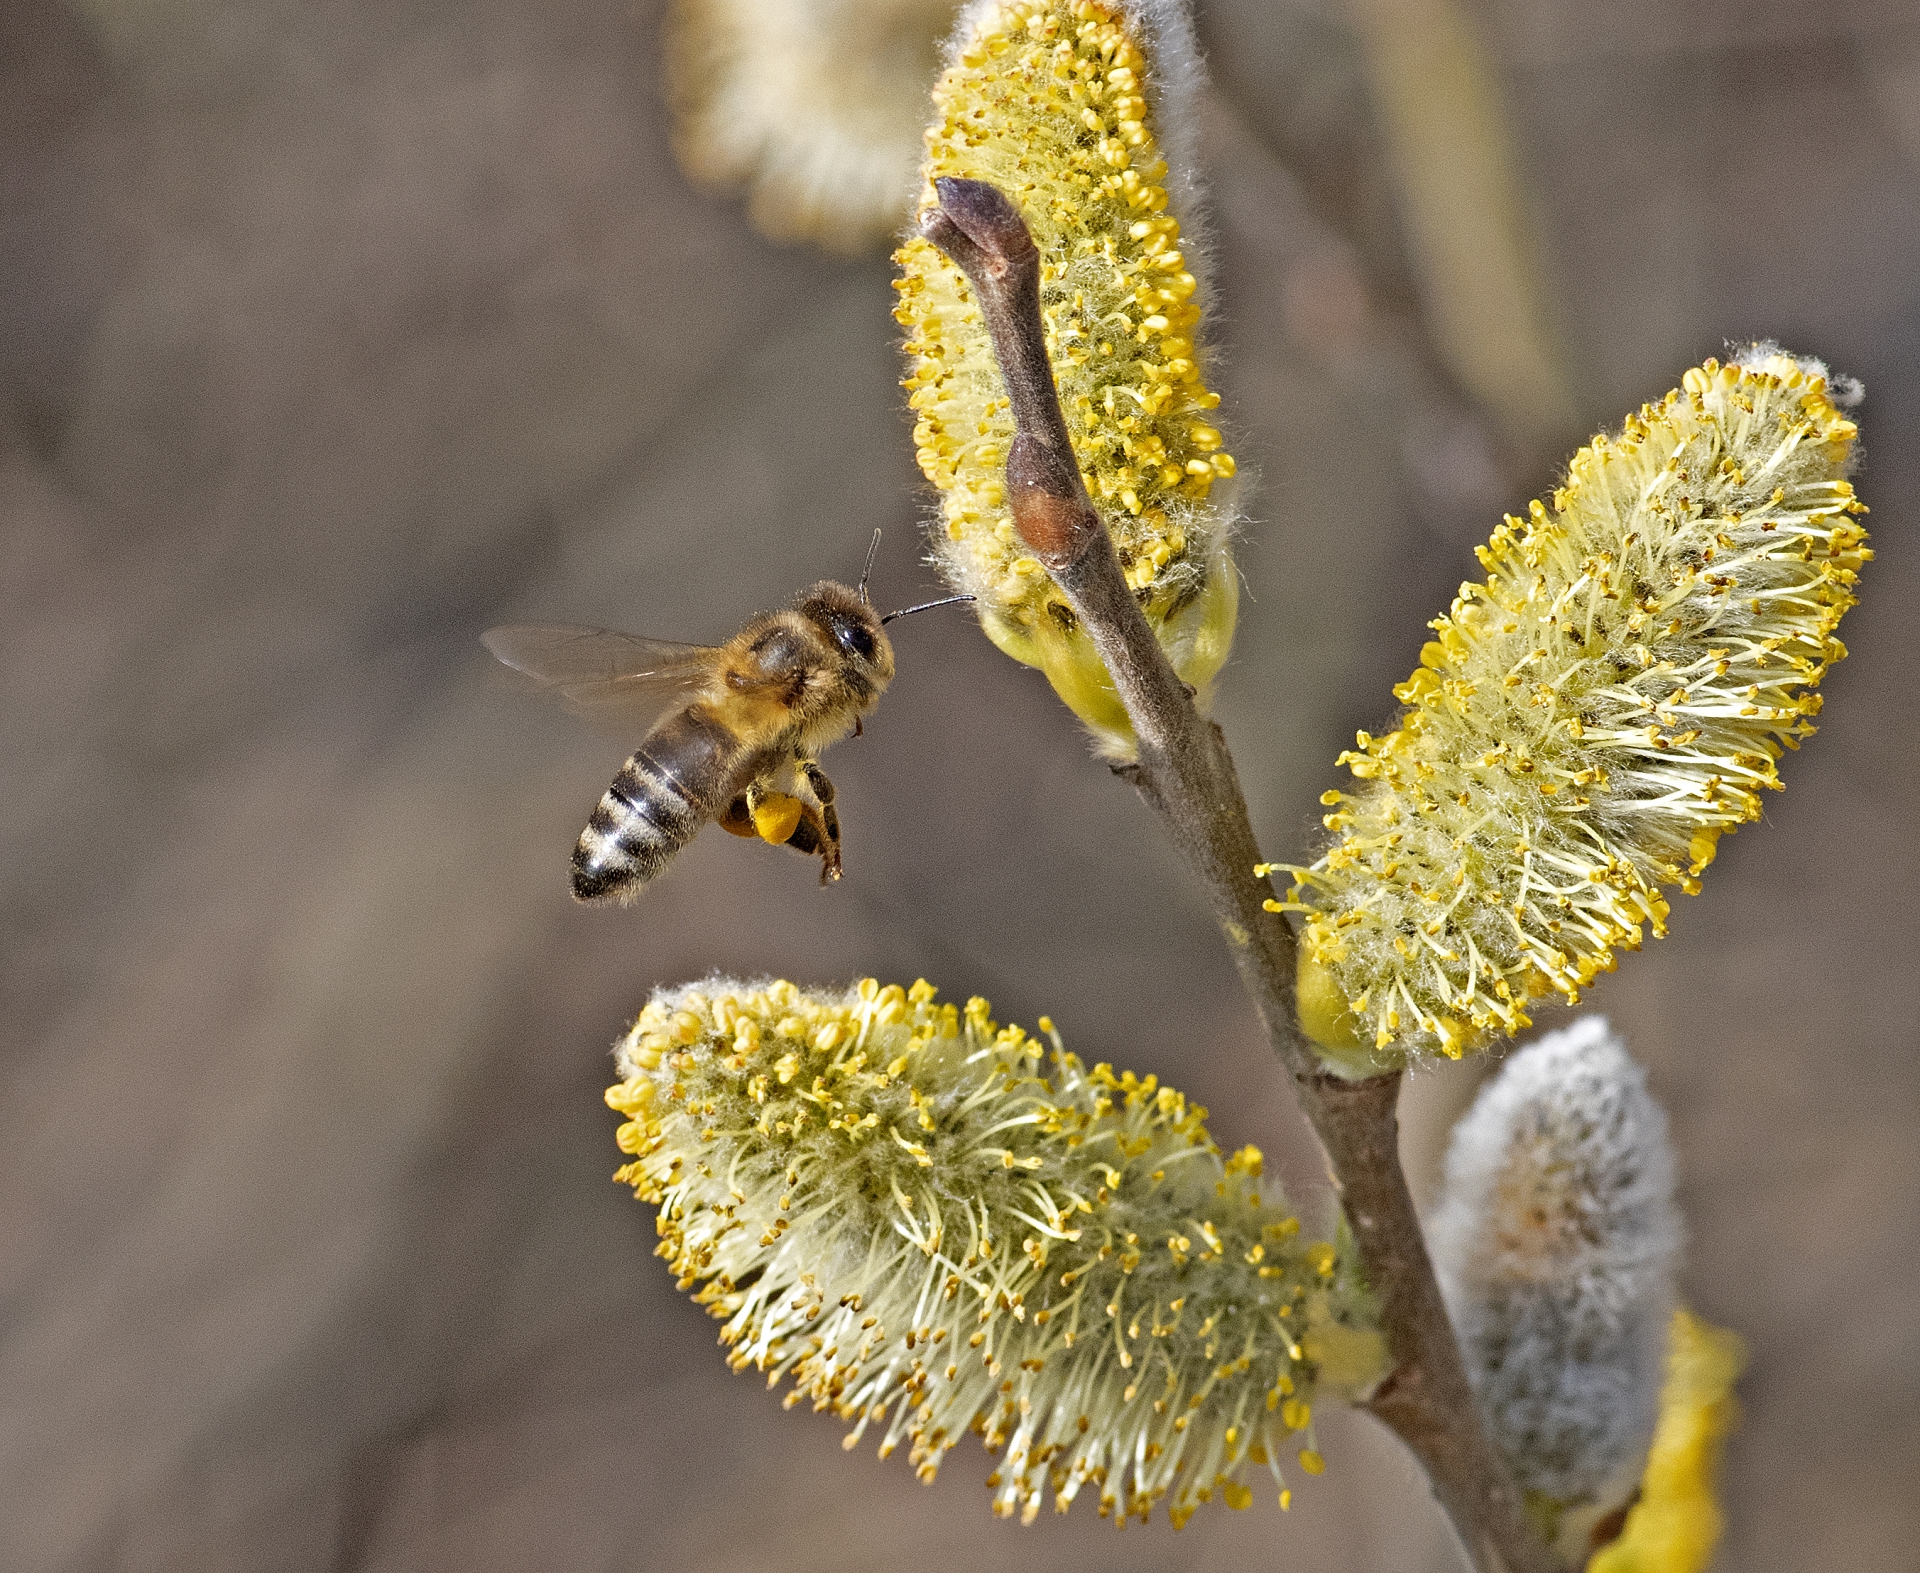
[2,0,1915,1568]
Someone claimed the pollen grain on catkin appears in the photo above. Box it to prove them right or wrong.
[607,977,1383,1528]
[1272,347,1869,1066]
[893,0,1238,754]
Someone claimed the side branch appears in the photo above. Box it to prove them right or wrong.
[922,176,1560,1573]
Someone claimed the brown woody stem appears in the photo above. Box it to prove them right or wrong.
[923,176,1560,1573]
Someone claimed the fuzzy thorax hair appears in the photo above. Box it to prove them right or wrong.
[894,0,1238,754]
[607,977,1386,1528]
[1276,348,1868,1065]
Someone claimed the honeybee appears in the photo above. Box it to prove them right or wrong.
[485,553,967,903]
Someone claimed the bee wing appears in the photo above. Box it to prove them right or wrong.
[482,624,719,727]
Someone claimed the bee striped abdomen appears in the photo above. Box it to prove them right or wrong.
[572,706,756,902]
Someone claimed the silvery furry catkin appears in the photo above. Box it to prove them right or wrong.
[1429,1017,1683,1554]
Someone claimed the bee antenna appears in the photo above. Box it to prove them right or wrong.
[858,528,883,605]
[881,594,976,625]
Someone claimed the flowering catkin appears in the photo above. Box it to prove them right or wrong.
[893,0,1238,754]
[607,977,1384,1527]
[1428,1017,1682,1557]
[666,0,957,253]
[1276,347,1869,1063]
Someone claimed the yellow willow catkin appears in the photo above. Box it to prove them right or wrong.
[607,977,1386,1528]
[1271,347,1868,1068]
[893,0,1238,755]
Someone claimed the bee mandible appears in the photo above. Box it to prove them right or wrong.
[484,539,968,903]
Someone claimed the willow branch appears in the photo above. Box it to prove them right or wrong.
[923,176,1560,1573]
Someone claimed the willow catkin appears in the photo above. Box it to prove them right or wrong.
[894,0,1238,755]
[1273,347,1868,1066]
[1429,1017,1682,1556]
[607,977,1386,1527]
[666,0,957,252]
[1586,1308,1746,1573]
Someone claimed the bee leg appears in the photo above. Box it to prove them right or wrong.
[718,795,758,838]
[785,813,824,857]
[799,762,842,884]
[743,763,841,882]
[756,788,837,882]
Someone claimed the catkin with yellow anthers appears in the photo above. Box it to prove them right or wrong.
[608,977,1383,1528]
[893,0,1238,754]
[1272,347,1869,1068]
[665,0,957,253]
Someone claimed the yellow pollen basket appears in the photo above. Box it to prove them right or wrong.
[750,792,805,846]
[894,0,1238,755]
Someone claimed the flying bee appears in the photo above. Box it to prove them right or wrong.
[484,546,969,903]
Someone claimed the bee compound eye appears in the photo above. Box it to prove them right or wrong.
[836,621,877,662]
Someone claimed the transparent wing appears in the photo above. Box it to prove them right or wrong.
[482,624,718,727]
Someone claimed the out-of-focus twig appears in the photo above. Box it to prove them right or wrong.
[1342,0,1577,454]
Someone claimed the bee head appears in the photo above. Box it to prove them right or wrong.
[796,581,895,684]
